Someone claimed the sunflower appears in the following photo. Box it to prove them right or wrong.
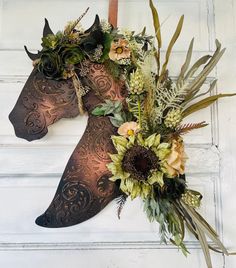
[107,133,171,200]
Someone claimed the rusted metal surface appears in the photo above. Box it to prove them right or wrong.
[9,69,79,141]
[10,62,126,228]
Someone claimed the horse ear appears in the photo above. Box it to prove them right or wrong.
[43,18,54,37]
[24,45,40,61]
[85,15,100,33]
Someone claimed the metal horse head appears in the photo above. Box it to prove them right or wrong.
[9,17,127,227]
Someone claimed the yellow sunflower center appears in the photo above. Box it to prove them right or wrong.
[127,129,134,136]
[116,47,123,54]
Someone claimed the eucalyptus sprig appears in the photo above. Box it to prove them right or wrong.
[92,100,132,127]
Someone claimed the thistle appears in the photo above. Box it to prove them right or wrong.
[129,68,145,95]
[164,108,182,129]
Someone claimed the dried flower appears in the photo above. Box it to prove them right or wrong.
[109,39,131,61]
[33,59,40,67]
[164,108,182,129]
[65,20,84,33]
[122,29,133,39]
[129,68,145,94]
[117,58,131,65]
[101,19,112,33]
[91,45,104,61]
[165,139,187,177]
[118,122,139,137]
[181,190,202,208]
[129,39,142,54]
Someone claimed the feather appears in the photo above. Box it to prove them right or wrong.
[64,8,89,35]
[175,121,208,135]
[116,194,127,219]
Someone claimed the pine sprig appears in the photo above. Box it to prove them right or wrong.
[175,121,208,135]
[116,194,127,219]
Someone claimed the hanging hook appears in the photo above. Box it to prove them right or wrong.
[108,0,118,27]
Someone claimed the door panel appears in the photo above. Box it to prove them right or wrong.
[0,0,235,267]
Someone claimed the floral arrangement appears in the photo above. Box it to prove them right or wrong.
[27,1,236,267]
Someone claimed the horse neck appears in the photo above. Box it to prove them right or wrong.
[80,61,127,113]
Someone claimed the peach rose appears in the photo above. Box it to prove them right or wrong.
[165,139,187,177]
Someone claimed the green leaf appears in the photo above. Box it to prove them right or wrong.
[100,32,113,62]
[148,171,164,186]
[141,26,146,36]
[141,184,152,199]
[180,242,190,257]
[154,134,161,147]
[160,15,184,80]
[109,153,121,163]
[109,176,120,182]
[145,133,157,147]
[111,135,128,148]
[91,106,106,116]
[182,93,236,118]
[106,163,117,175]
[113,113,124,122]
[91,100,123,117]
[137,133,145,146]
[109,118,122,127]
[114,100,122,109]
[150,198,157,211]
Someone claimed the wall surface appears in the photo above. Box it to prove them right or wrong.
[0,0,236,267]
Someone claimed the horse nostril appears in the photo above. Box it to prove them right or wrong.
[8,108,48,142]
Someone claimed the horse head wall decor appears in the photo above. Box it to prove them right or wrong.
[9,13,129,227]
[9,1,236,266]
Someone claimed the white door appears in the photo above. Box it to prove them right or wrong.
[0,0,236,267]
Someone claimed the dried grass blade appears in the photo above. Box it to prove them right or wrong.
[177,38,194,85]
[149,0,162,48]
[182,93,236,118]
[160,15,184,80]
[184,79,217,105]
[195,224,213,268]
[181,201,229,255]
[185,46,225,101]
[185,55,212,80]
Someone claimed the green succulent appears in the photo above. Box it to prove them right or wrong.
[61,46,85,65]
[41,32,63,50]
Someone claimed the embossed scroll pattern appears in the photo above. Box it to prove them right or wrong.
[9,69,79,141]
[35,62,127,227]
